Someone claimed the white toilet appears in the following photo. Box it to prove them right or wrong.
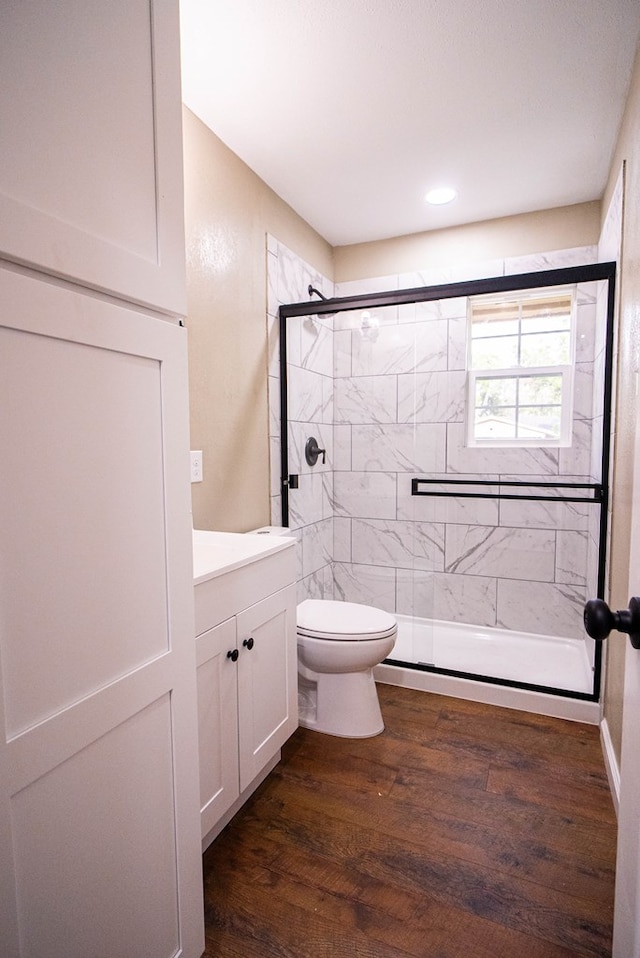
[245,529,397,738]
[297,599,397,738]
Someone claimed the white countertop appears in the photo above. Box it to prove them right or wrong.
[192,529,295,584]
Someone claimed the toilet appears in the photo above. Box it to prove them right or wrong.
[297,599,397,738]
[245,528,397,738]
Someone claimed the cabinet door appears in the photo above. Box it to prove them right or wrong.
[0,267,203,958]
[196,617,240,839]
[237,585,298,790]
[0,0,186,315]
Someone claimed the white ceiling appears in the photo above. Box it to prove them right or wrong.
[179,0,640,247]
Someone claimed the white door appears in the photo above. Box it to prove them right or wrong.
[0,266,204,958]
[613,371,640,956]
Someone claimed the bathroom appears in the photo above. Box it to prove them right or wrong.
[182,99,639,947]
[184,107,625,774]
[181,102,638,946]
[4,3,640,954]
[176,9,640,951]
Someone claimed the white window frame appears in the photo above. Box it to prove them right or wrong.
[466,288,576,449]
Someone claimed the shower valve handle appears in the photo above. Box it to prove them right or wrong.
[583,597,640,649]
[305,436,326,467]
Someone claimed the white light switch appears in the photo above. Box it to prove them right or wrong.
[190,450,203,483]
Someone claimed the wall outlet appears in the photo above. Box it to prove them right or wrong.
[190,450,203,483]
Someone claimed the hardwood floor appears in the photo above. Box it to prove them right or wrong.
[202,684,617,958]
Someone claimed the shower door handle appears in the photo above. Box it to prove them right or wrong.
[583,597,640,649]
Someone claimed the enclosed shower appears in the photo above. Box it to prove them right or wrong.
[274,258,616,720]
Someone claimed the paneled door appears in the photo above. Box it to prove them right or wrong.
[0,0,187,315]
[0,266,204,958]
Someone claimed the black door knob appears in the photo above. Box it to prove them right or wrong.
[227,649,239,662]
[583,597,640,649]
[243,637,254,650]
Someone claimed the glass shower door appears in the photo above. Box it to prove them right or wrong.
[279,264,614,702]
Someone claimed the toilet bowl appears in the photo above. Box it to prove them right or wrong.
[297,599,397,738]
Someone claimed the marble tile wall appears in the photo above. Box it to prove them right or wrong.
[333,246,606,643]
[268,236,610,649]
[267,235,335,600]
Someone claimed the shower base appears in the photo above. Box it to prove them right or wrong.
[375,613,599,724]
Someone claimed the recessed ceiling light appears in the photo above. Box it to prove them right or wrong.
[425,186,457,205]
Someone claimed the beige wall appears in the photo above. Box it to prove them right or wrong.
[334,202,600,282]
[182,107,332,532]
[600,39,640,766]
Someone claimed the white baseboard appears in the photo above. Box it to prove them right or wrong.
[600,717,620,816]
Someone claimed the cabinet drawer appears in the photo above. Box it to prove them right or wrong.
[194,544,296,636]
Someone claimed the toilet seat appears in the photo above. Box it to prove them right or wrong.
[297,599,397,642]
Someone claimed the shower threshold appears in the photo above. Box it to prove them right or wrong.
[375,613,599,724]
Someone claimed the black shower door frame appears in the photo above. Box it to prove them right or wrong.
[278,261,617,702]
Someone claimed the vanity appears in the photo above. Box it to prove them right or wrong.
[193,529,298,851]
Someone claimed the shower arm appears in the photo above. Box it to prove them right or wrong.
[308,284,327,301]
[307,285,337,317]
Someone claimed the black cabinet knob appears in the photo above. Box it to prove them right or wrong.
[243,637,255,651]
[227,649,239,662]
[584,597,640,649]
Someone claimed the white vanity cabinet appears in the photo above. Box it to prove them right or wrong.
[193,532,298,849]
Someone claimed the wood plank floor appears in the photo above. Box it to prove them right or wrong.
[202,684,617,958]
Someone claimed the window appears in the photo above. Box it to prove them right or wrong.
[467,288,575,446]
